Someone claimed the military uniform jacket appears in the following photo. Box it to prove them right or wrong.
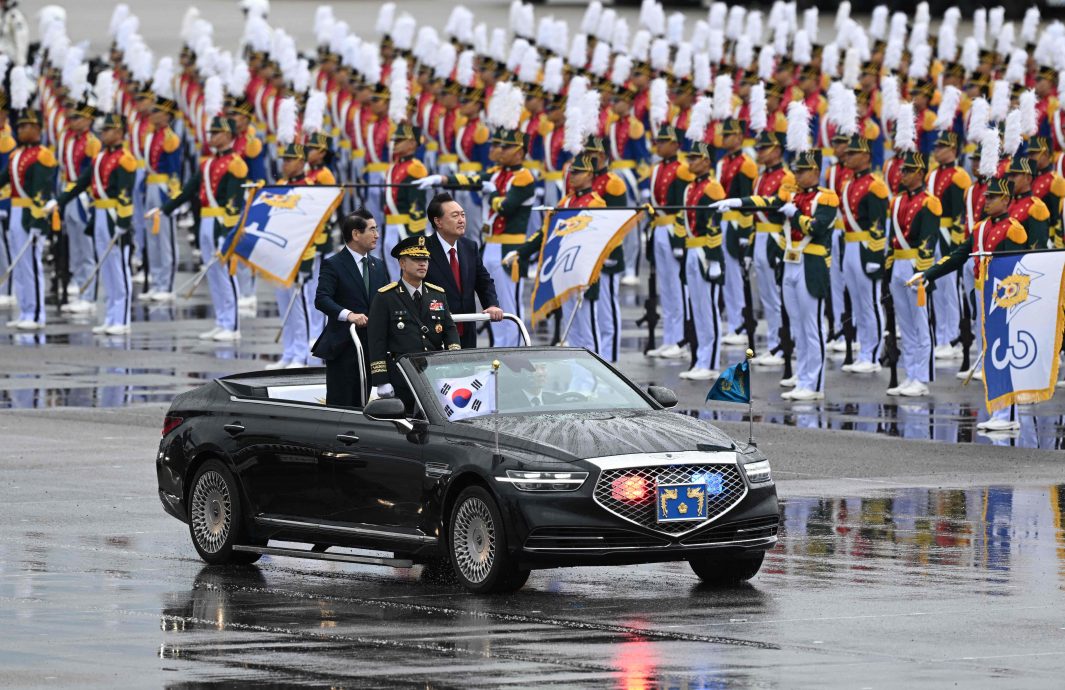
[0,144,58,231]
[1031,168,1065,248]
[368,281,461,387]
[162,148,248,241]
[593,169,628,276]
[385,156,428,234]
[926,214,1028,286]
[748,163,795,263]
[888,187,941,274]
[839,170,889,277]
[649,156,687,253]
[1008,193,1051,249]
[926,163,971,248]
[57,145,138,237]
[448,164,534,248]
[682,172,726,282]
[716,150,757,259]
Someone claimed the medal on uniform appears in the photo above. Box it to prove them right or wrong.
[435,324,443,333]
[397,320,405,330]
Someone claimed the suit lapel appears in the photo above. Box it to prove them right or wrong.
[339,249,368,301]
[430,236,460,293]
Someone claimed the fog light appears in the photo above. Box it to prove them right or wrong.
[611,474,650,502]
[743,459,772,483]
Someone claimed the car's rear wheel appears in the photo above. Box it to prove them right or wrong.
[449,486,529,594]
[688,551,765,585]
[188,460,260,565]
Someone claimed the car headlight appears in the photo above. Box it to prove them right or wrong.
[496,470,589,491]
[742,459,772,483]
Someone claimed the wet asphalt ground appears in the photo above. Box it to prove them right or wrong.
[4,2,1065,686]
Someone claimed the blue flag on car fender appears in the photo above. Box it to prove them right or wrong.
[706,359,750,404]
[980,249,1065,412]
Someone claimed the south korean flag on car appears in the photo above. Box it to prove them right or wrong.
[435,371,496,421]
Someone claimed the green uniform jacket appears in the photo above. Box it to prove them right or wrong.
[746,188,838,299]
[161,151,247,243]
[448,165,534,249]
[924,216,1029,285]
[0,144,58,232]
[840,170,889,279]
[57,147,137,239]
[368,281,461,388]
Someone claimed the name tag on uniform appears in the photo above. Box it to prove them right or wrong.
[429,300,444,311]
[783,248,803,264]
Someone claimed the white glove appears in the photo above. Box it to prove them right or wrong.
[376,383,395,398]
[738,236,749,248]
[708,261,723,280]
[742,256,753,272]
[779,202,798,218]
[42,200,58,215]
[672,248,684,259]
[710,198,743,212]
[145,207,161,220]
[907,272,925,290]
[640,188,652,202]
[864,262,880,275]
[416,175,443,190]
[501,250,518,267]
[481,181,497,195]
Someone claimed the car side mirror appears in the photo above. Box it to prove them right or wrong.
[647,385,678,409]
[364,397,408,420]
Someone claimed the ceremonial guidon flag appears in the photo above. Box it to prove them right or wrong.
[529,208,644,324]
[981,249,1065,412]
[706,358,751,404]
[223,185,344,286]
[434,371,496,421]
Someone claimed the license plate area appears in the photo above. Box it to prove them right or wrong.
[656,481,714,522]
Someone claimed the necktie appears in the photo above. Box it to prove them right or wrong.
[360,256,370,295]
[413,289,421,303]
[449,247,462,292]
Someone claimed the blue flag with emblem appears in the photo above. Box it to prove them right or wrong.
[221,185,345,287]
[706,359,750,404]
[529,208,644,324]
[980,249,1065,412]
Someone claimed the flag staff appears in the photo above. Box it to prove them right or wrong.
[745,348,755,446]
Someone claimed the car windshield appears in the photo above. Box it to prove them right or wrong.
[409,349,652,421]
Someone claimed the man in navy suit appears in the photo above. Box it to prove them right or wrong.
[313,210,388,407]
[425,193,503,348]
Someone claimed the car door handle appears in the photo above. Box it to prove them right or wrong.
[223,423,245,435]
[336,433,360,445]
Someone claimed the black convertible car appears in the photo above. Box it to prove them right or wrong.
[156,324,778,593]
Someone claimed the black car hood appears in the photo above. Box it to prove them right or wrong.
[462,409,735,461]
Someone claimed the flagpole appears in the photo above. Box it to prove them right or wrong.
[491,359,501,459]
[745,348,755,447]
[558,290,584,345]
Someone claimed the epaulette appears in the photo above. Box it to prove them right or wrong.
[408,159,428,179]
[118,150,138,172]
[921,109,938,131]
[244,136,263,158]
[85,134,101,158]
[423,281,445,292]
[1007,218,1027,244]
[952,167,972,190]
[512,168,534,186]
[378,281,398,293]
[924,194,943,216]
[36,147,57,167]
[628,118,645,140]
[1029,197,1050,222]
[537,118,554,136]
[1051,174,1065,197]
[676,163,695,182]
[473,124,490,145]
[868,176,889,199]
[816,188,840,207]
[227,155,249,179]
[314,167,337,185]
[163,129,181,153]
[604,174,627,197]
[703,179,726,201]
[781,169,796,187]
[0,134,16,155]
[740,157,758,180]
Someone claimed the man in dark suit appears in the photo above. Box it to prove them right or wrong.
[425,193,503,348]
[313,210,388,407]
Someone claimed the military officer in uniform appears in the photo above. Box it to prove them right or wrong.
[368,235,461,410]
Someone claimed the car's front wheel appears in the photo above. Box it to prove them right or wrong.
[449,486,529,594]
[188,459,260,565]
[688,551,765,585]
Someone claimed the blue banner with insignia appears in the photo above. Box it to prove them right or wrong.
[980,250,1065,412]
[706,359,750,404]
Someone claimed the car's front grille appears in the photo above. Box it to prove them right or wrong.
[679,515,780,545]
[524,527,670,550]
[593,464,747,535]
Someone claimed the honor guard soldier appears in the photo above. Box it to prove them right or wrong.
[1025,136,1064,248]
[1,67,57,330]
[747,127,794,367]
[0,79,15,308]
[418,83,533,348]
[645,118,688,359]
[56,81,101,313]
[839,124,889,374]
[910,177,1028,432]
[452,54,491,246]
[885,150,940,398]
[586,131,629,363]
[55,78,138,336]
[140,61,184,302]
[1004,155,1051,250]
[383,119,428,281]
[677,110,726,382]
[368,235,460,409]
[824,124,855,352]
[715,117,758,348]
[605,55,650,287]
[149,116,248,342]
[927,127,971,360]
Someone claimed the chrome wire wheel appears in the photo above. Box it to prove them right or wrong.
[452,497,496,583]
[190,470,232,554]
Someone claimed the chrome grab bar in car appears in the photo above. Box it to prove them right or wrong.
[451,312,531,346]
